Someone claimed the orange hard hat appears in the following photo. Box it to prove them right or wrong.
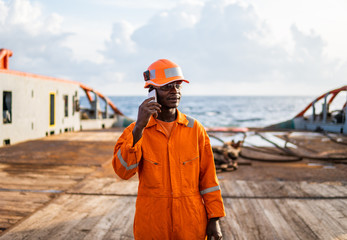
[143,59,189,88]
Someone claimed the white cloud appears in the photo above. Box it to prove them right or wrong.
[103,2,285,88]
[103,20,136,58]
[1,0,346,97]
[99,0,346,95]
[46,13,63,34]
[93,0,177,9]
[0,1,8,24]
[0,0,92,81]
[244,0,347,61]
[5,0,43,35]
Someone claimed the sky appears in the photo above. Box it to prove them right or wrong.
[0,0,346,96]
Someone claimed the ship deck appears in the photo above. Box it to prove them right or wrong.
[0,129,346,240]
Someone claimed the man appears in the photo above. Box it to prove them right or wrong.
[112,59,225,239]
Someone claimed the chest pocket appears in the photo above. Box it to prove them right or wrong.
[140,157,162,189]
[181,155,200,191]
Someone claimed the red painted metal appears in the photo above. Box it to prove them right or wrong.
[79,84,123,115]
[295,86,347,118]
[0,49,13,70]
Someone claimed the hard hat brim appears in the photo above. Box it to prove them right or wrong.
[144,78,189,88]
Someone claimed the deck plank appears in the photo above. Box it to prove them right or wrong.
[0,194,136,240]
[219,199,249,240]
[309,182,345,197]
[331,199,347,217]
[313,200,347,229]
[68,178,139,195]
[0,163,94,191]
[1,180,347,239]
[100,197,135,240]
[256,199,299,239]
[0,195,73,239]
[273,199,318,240]
[222,198,279,240]
[82,197,135,240]
[221,180,347,198]
[0,192,55,233]
[286,199,347,240]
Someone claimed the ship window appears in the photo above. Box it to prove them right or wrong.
[63,95,68,117]
[73,91,79,114]
[72,95,75,116]
[49,93,55,126]
[3,91,12,124]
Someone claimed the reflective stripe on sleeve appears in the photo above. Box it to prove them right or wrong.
[200,185,220,195]
[186,115,195,128]
[117,149,139,171]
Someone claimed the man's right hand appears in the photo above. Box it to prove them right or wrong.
[132,97,161,146]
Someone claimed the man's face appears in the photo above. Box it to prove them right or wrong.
[154,81,182,109]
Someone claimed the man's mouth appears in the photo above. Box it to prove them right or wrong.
[168,95,180,101]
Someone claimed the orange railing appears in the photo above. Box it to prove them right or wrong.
[295,85,347,118]
[0,48,123,116]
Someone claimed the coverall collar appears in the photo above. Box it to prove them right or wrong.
[146,109,189,129]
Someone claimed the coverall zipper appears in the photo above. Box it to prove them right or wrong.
[182,156,199,165]
[143,158,159,165]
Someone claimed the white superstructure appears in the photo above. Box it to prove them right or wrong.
[0,49,131,147]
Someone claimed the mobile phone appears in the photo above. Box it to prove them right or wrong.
[148,89,157,102]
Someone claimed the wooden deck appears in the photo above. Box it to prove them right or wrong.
[0,130,346,239]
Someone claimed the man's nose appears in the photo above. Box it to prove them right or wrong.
[169,86,178,93]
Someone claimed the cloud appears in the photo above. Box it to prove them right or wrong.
[0,0,68,72]
[1,0,346,96]
[102,21,136,59]
[102,1,289,91]
[0,1,8,24]
[0,0,101,85]
[101,0,346,95]
[280,24,342,92]
[93,0,177,9]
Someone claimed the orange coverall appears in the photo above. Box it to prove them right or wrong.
[112,110,225,239]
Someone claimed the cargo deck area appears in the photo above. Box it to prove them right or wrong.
[0,129,346,239]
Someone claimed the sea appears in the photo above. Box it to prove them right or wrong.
[82,95,320,128]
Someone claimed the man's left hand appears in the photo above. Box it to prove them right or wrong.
[206,218,222,240]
